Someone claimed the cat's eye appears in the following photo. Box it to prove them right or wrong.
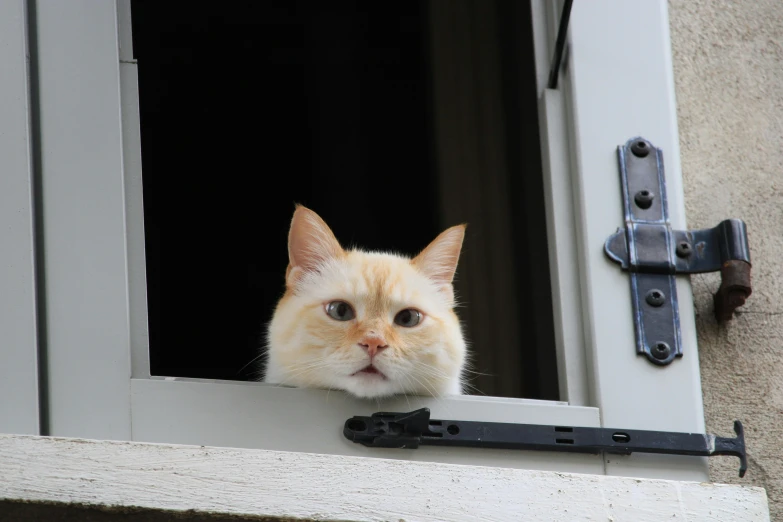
[325,301,355,321]
[394,309,422,327]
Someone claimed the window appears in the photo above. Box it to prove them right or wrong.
[2,0,709,481]
[131,0,558,401]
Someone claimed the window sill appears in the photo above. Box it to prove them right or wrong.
[130,377,604,474]
[0,434,769,521]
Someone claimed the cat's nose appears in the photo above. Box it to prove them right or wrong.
[358,336,389,357]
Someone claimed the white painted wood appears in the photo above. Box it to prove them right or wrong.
[536,86,591,406]
[116,0,151,379]
[531,0,593,406]
[131,378,604,474]
[18,0,712,486]
[0,0,41,436]
[33,0,132,439]
[0,434,769,522]
[560,0,707,479]
[116,0,133,59]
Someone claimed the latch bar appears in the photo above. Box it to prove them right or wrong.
[344,408,748,478]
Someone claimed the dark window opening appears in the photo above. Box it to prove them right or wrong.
[131,0,557,400]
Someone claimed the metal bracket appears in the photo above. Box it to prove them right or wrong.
[604,138,752,365]
[547,0,574,90]
[344,408,748,478]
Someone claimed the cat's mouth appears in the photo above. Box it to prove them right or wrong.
[351,365,387,379]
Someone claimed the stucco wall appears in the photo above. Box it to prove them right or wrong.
[669,0,783,518]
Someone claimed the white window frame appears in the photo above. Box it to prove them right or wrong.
[0,0,40,436]
[1,0,710,481]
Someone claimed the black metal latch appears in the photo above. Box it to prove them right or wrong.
[604,138,752,365]
[344,408,748,477]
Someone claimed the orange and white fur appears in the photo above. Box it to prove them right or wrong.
[264,206,467,398]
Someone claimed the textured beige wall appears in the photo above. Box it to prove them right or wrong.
[669,0,783,518]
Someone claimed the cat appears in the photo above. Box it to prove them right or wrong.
[263,205,467,398]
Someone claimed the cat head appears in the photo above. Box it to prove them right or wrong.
[265,205,467,398]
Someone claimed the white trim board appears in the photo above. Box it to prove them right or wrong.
[130,378,604,474]
[0,434,769,522]
[550,0,708,480]
[0,0,40,436]
[33,0,132,440]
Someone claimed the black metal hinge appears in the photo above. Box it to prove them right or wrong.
[604,137,752,365]
[344,408,748,478]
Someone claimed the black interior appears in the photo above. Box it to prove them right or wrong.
[131,0,557,399]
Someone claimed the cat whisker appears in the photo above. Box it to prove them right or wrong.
[412,364,451,380]
[416,367,449,379]
[236,353,266,377]
[460,368,493,377]
[460,382,487,396]
[402,389,412,411]
[406,372,442,400]
[276,364,320,381]
[407,363,484,404]
[404,373,456,418]
[416,362,481,391]
[242,369,266,378]
[402,375,411,410]
[459,360,493,378]
[273,361,333,386]
[398,375,415,411]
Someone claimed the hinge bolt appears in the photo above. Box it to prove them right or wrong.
[645,289,665,307]
[634,190,654,209]
[651,342,671,360]
[631,140,650,157]
[676,241,692,258]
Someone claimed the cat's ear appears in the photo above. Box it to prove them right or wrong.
[286,205,344,286]
[413,225,466,297]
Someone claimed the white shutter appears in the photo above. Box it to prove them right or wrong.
[32,0,132,439]
[553,0,707,480]
[0,0,40,436]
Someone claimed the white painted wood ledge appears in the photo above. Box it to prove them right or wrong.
[0,434,769,522]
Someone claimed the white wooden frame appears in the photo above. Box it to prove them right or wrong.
[31,0,133,440]
[0,0,40,436]
[0,435,770,521]
[5,0,711,482]
[552,0,707,479]
[528,0,709,479]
